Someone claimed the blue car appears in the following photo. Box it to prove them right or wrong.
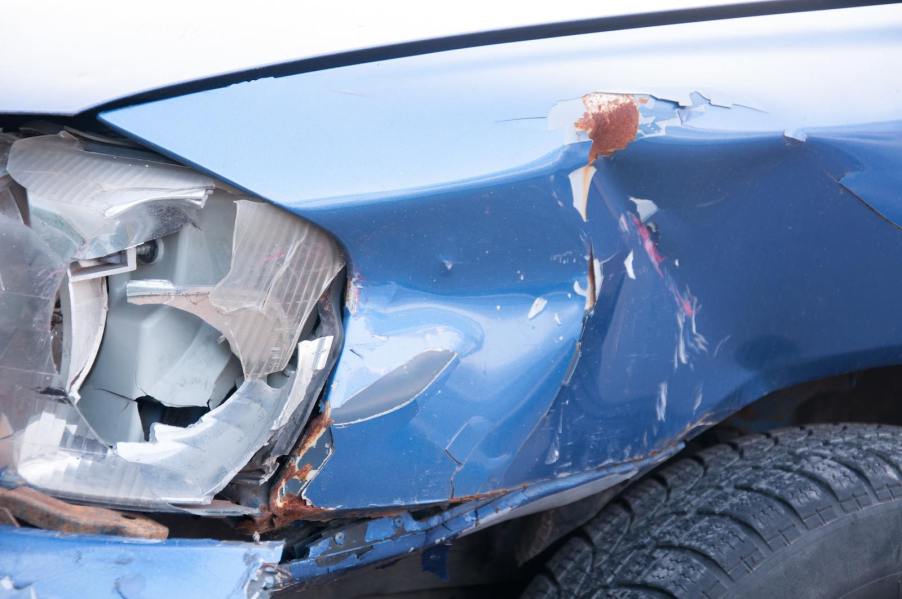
[2,1,902,596]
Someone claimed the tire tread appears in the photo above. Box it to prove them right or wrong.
[521,424,902,598]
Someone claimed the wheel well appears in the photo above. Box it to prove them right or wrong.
[692,364,902,447]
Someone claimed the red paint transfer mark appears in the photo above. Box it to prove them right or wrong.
[625,213,700,320]
[629,214,665,274]
[575,93,640,163]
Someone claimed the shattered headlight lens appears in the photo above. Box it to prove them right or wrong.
[0,132,344,509]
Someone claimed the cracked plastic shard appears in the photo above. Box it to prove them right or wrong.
[6,133,214,260]
[10,336,338,505]
[128,200,344,378]
[114,338,335,502]
[60,276,107,399]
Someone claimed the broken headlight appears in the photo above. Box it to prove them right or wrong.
[0,131,344,510]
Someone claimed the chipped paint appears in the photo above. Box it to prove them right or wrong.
[345,271,362,315]
[629,196,658,222]
[783,128,807,142]
[527,297,548,320]
[278,447,680,588]
[574,93,640,162]
[572,279,589,304]
[692,385,704,414]
[266,407,334,528]
[656,382,668,422]
[624,251,636,279]
[567,165,596,221]
[630,213,665,273]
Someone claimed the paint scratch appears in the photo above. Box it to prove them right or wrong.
[568,165,596,222]
[656,382,668,422]
[624,251,636,279]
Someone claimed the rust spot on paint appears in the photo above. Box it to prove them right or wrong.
[269,493,335,525]
[254,406,339,530]
[447,488,509,505]
[292,408,333,462]
[575,93,640,163]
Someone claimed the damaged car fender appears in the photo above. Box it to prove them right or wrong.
[99,2,902,518]
[2,0,902,594]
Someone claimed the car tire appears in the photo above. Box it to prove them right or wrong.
[521,423,902,598]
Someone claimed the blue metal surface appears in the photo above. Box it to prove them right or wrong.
[0,526,282,598]
[277,449,674,586]
[98,3,902,516]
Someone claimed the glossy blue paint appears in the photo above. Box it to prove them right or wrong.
[0,525,282,598]
[98,2,902,518]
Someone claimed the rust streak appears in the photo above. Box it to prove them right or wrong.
[255,406,336,531]
[0,486,168,539]
[291,407,333,462]
[575,93,640,163]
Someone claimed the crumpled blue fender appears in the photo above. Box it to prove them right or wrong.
[98,4,902,517]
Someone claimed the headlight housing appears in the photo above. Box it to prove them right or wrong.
[0,131,344,510]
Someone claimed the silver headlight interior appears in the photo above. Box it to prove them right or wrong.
[0,131,344,510]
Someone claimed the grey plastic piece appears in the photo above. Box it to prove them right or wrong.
[0,134,26,223]
[59,276,107,398]
[81,194,240,409]
[68,246,137,282]
[128,200,344,379]
[6,133,214,259]
[75,388,144,444]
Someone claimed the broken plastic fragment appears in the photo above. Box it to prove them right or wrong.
[59,276,107,397]
[68,246,136,282]
[128,200,343,378]
[113,340,331,503]
[7,133,214,260]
